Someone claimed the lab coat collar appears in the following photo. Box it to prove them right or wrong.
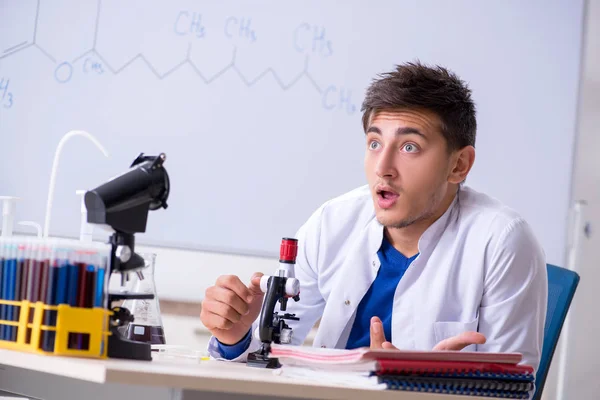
[417,189,460,255]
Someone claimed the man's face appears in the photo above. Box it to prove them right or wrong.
[364,109,455,229]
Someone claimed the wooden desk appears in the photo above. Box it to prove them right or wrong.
[0,349,484,400]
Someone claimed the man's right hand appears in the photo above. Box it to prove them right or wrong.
[200,272,265,345]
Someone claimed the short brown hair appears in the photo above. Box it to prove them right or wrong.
[361,61,476,151]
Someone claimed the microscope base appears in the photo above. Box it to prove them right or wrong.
[107,332,152,361]
[247,352,281,369]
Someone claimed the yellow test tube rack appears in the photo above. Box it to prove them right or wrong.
[0,299,112,359]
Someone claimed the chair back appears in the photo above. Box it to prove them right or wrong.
[533,264,580,400]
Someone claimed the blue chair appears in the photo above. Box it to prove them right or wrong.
[533,264,580,400]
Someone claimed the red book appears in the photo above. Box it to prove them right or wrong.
[376,359,534,377]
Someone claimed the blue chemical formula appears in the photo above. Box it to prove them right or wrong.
[1,2,356,115]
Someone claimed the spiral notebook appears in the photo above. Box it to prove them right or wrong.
[379,375,531,399]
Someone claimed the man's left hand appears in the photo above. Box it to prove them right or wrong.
[369,316,486,351]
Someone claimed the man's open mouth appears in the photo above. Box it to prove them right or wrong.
[376,187,399,208]
[378,190,398,200]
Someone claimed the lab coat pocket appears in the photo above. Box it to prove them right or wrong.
[433,319,480,352]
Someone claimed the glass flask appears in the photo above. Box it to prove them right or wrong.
[115,252,166,345]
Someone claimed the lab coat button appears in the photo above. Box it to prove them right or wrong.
[321,345,326,348]
[372,261,377,267]
[344,299,350,306]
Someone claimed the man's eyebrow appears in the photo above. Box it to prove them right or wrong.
[366,126,428,140]
[366,126,382,135]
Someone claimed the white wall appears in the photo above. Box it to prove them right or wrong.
[544,1,600,399]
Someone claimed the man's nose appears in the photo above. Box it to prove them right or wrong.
[375,148,397,178]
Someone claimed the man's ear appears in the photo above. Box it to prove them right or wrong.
[448,146,475,184]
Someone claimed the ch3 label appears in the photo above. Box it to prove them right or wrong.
[174,11,206,38]
[294,23,333,57]
[224,16,257,43]
[322,85,356,114]
[0,78,14,109]
[83,57,104,75]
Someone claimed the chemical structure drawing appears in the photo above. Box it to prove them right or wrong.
[0,0,357,115]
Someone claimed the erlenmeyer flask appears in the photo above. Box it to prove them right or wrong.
[120,253,166,345]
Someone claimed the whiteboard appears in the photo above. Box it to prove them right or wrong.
[0,0,584,262]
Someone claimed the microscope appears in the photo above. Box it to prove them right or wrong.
[84,153,170,361]
[247,238,301,369]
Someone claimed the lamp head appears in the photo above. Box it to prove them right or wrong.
[85,153,169,234]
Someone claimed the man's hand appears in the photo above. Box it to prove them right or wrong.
[369,316,487,351]
[200,273,264,345]
[370,316,397,349]
[432,331,486,351]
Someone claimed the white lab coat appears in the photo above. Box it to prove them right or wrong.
[207,185,547,373]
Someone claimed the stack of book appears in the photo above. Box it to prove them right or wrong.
[270,345,534,398]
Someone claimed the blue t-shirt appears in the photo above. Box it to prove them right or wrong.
[216,236,417,358]
[345,236,418,348]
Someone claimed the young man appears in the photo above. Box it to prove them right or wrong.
[200,62,548,373]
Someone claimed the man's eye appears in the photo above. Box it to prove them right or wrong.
[369,141,380,150]
[403,143,418,153]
